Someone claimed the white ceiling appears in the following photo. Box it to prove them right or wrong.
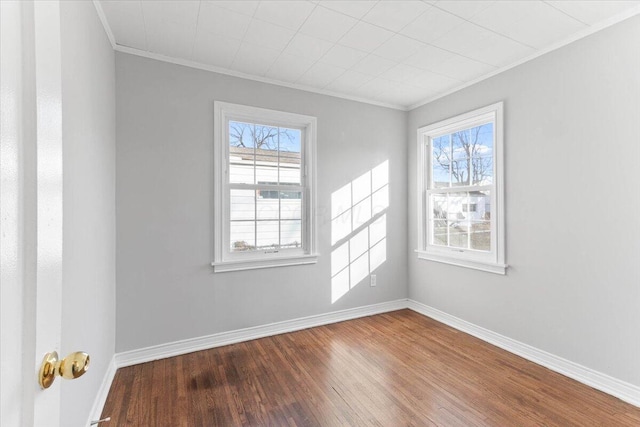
[98,0,640,109]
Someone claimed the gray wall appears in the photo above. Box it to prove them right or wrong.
[408,15,640,386]
[60,2,116,426]
[115,53,408,352]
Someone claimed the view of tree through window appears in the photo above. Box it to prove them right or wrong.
[228,120,303,252]
[429,123,493,251]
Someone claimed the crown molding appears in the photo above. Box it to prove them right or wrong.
[92,0,116,49]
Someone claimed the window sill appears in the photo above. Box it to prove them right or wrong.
[415,250,507,275]
[211,254,318,273]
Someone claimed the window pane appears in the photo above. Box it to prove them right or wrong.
[431,123,494,189]
[430,193,447,220]
[229,120,255,149]
[229,121,255,184]
[230,189,255,221]
[474,123,493,156]
[280,220,301,248]
[280,193,302,220]
[431,219,448,246]
[230,221,255,252]
[446,193,466,222]
[448,221,469,249]
[252,124,279,187]
[451,130,470,161]
[257,194,279,220]
[230,189,256,252]
[472,155,493,185]
[451,158,470,186]
[279,127,301,185]
[470,221,491,251]
[256,220,279,249]
[471,190,491,221]
[471,190,491,251]
[431,135,450,188]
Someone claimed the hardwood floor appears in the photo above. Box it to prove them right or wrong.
[102,310,640,426]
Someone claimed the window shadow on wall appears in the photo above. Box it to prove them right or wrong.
[331,161,389,304]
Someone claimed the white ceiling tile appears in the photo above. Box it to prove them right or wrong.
[432,22,534,67]
[470,1,586,48]
[546,1,640,25]
[265,53,316,82]
[433,1,496,20]
[351,54,396,77]
[197,2,252,40]
[299,6,358,42]
[425,54,497,81]
[243,18,296,51]
[338,21,394,52]
[209,0,260,16]
[142,1,200,57]
[297,62,347,88]
[380,83,429,106]
[353,77,394,98]
[374,34,425,62]
[362,1,432,32]
[142,0,200,26]
[232,42,281,75]
[283,33,334,62]
[319,44,368,69]
[99,0,147,49]
[325,70,374,92]
[254,1,316,30]
[192,32,241,67]
[403,44,456,71]
[400,6,466,43]
[317,1,377,19]
[406,70,460,92]
[145,23,197,58]
[379,63,424,83]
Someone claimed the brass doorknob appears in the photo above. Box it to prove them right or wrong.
[38,351,90,389]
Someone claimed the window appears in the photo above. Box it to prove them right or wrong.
[212,102,317,272]
[416,102,506,274]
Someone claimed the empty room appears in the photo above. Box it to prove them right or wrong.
[2,0,640,426]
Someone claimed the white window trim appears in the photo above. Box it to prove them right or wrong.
[416,102,506,275]
[212,101,318,273]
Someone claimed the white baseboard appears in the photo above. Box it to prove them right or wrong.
[115,299,408,368]
[407,299,640,407]
[86,354,117,427]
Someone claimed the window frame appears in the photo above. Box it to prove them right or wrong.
[416,102,506,274]
[212,101,317,273]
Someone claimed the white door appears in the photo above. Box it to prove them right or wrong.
[1,1,64,426]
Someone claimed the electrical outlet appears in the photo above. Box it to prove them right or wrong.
[370,274,377,287]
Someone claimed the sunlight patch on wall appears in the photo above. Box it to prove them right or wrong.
[331,161,389,303]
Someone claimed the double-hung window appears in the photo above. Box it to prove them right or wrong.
[417,102,506,274]
[213,102,317,272]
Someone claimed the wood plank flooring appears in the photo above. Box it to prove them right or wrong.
[102,309,640,426]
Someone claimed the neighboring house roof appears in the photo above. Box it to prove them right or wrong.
[230,145,300,165]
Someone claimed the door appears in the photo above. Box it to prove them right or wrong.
[1,1,64,426]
